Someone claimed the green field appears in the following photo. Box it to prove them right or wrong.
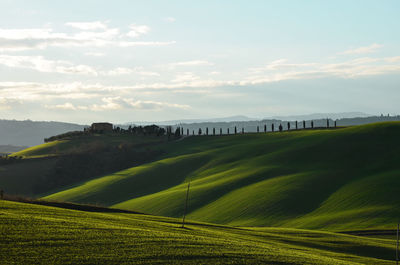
[40,122,400,231]
[1,200,398,264]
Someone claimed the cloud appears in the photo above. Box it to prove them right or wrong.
[103,67,160,76]
[0,55,98,75]
[65,21,108,30]
[126,24,150,38]
[339,43,383,55]
[44,102,77,110]
[84,52,105,57]
[118,41,176,47]
[0,97,22,110]
[170,60,213,67]
[44,97,190,112]
[0,26,175,51]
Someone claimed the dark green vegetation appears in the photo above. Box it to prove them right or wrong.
[0,134,168,196]
[1,200,397,264]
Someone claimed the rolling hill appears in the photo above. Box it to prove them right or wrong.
[38,122,400,231]
[0,199,397,264]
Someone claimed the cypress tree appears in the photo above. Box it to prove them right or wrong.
[311,121,314,128]
[303,120,306,129]
[198,128,202,135]
[220,128,222,135]
[234,126,237,134]
[187,128,189,135]
[272,123,274,132]
[227,128,230,134]
[257,126,259,133]
[279,124,283,132]
[264,124,267,133]
[213,127,215,135]
[327,118,329,128]
[295,121,298,130]
[206,127,208,135]
[287,122,290,130]
[242,127,244,134]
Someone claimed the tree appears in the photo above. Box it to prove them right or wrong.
[242,127,244,134]
[206,127,209,135]
[220,128,222,135]
[213,128,215,135]
[187,128,189,135]
[334,120,337,128]
[279,124,283,132]
[295,121,298,130]
[303,120,306,129]
[175,127,181,138]
[257,126,259,133]
[326,118,329,128]
[227,128,230,134]
[272,124,275,132]
[311,121,314,128]
[198,128,202,135]
[264,124,267,133]
[234,126,237,134]
[287,122,290,130]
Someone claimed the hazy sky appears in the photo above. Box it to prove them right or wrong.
[0,0,399,124]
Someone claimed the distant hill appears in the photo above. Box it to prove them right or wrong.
[0,120,86,146]
[7,122,397,231]
[270,112,370,121]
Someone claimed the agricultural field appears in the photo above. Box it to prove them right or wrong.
[0,200,397,265]
[41,122,400,231]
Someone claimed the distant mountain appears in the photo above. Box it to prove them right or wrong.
[269,112,370,121]
[0,120,86,146]
[124,115,256,126]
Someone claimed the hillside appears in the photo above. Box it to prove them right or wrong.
[42,122,400,231]
[0,200,397,264]
[0,134,169,196]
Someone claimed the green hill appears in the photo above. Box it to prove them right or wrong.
[42,122,400,231]
[0,200,397,264]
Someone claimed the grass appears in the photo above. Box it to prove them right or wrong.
[42,122,400,231]
[11,133,167,158]
[1,199,398,264]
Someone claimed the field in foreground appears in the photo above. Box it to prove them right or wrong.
[42,122,400,230]
[0,200,398,265]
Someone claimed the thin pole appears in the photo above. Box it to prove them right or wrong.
[397,223,399,265]
[182,182,190,228]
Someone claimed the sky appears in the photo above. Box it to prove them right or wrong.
[0,0,399,124]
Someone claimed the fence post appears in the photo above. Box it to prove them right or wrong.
[182,182,191,228]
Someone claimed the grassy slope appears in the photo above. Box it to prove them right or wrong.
[0,200,397,265]
[11,133,166,158]
[43,122,400,231]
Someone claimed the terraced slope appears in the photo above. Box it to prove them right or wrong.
[0,200,397,264]
[44,122,400,230]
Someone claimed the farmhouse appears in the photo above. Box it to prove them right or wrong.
[90,122,113,133]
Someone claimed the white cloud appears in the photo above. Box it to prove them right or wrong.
[65,21,108,30]
[103,67,160,76]
[0,55,98,75]
[385,56,400,63]
[44,102,77,110]
[44,97,190,112]
[118,41,175,47]
[126,24,150,38]
[84,52,105,57]
[0,27,175,51]
[339,43,383,55]
[170,60,213,67]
